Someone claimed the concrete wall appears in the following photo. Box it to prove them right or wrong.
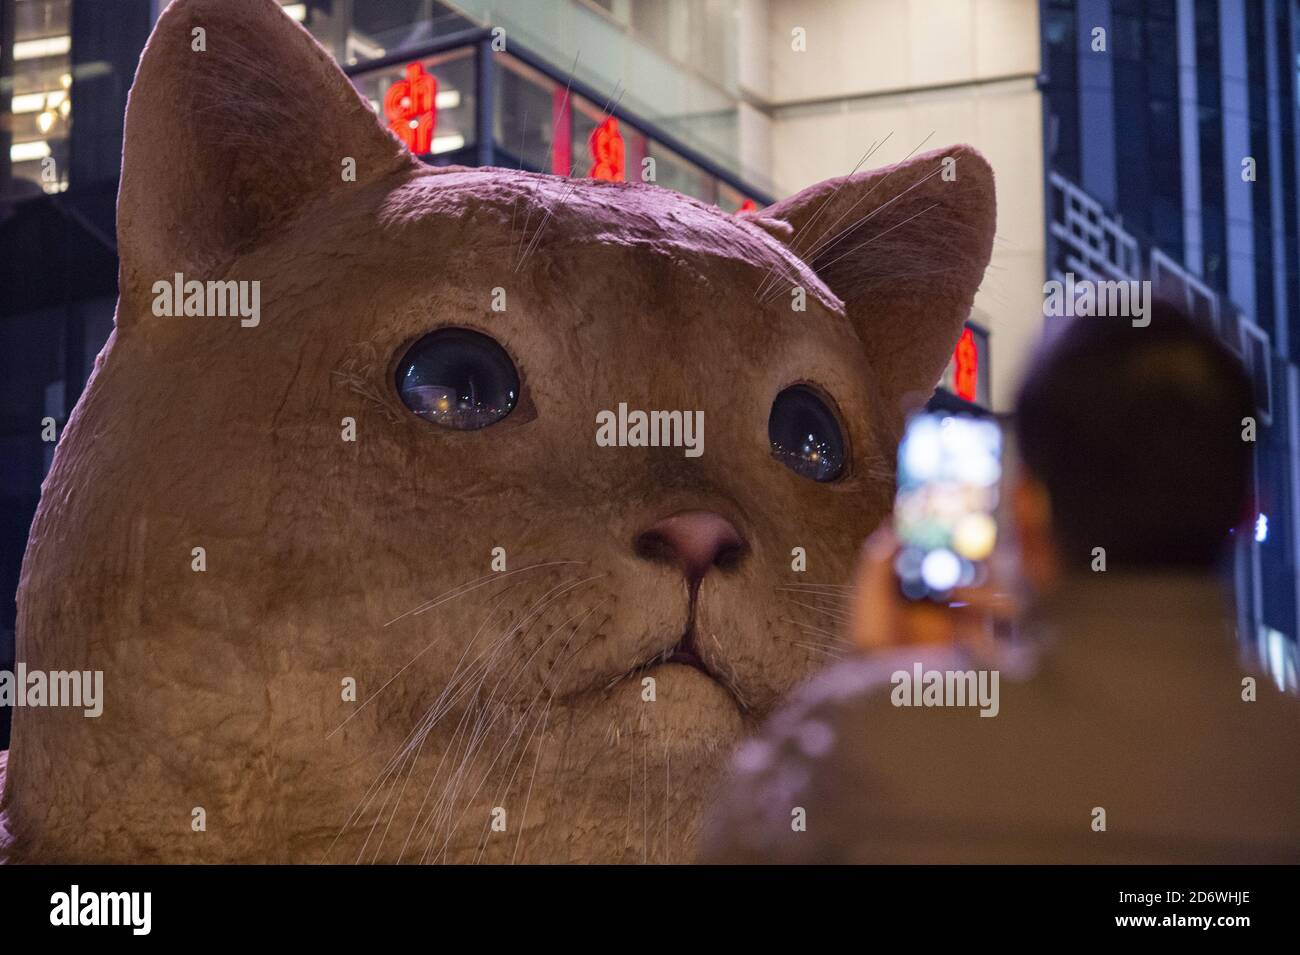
[752,0,1046,411]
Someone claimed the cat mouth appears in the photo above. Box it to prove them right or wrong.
[638,577,715,680]
[587,631,728,706]
[629,600,746,709]
[647,629,711,676]
[577,583,747,710]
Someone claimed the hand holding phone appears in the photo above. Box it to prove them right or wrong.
[849,413,1016,653]
[893,413,1003,602]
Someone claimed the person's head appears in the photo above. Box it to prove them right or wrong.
[1012,301,1255,590]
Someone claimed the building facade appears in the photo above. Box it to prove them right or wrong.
[1041,0,1300,688]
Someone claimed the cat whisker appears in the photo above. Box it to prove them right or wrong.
[784,131,936,264]
[333,570,588,862]
[407,574,607,862]
[756,162,946,309]
[798,200,943,291]
[509,603,609,864]
[357,655,503,864]
[625,721,635,858]
[781,597,852,623]
[516,181,540,266]
[428,652,581,864]
[776,582,853,589]
[326,561,585,742]
[792,641,846,660]
[642,732,649,864]
[777,135,940,280]
[401,673,521,861]
[337,647,493,864]
[470,640,597,866]
[775,587,853,603]
[787,631,847,655]
[395,559,587,626]
[515,80,626,274]
[382,596,563,864]
[507,105,530,249]
[752,133,893,301]
[509,193,522,256]
[782,135,887,252]
[662,738,671,863]
[779,615,845,644]
[788,630,844,648]
[463,600,609,863]
[756,133,946,308]
[511,52,579,265]
[400,615,576,860]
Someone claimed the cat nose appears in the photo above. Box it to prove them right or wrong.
[634,510,747,585]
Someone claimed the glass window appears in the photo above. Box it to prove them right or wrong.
[350,47,477,160]
[1042,3,1079,181]
[716,181,756,214]
[3,0,73,199]
[565,90,641,183]
[284,0,475,66]
[496,54,735,209]
[495,53,559,173]
[569,92,610,179]
[643,136,714,203]
[625,0,736,92]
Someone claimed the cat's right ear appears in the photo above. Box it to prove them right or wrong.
[741,145,995,416]
[116,0,416,329]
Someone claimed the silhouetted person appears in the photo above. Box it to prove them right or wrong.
[701,303,1300,863]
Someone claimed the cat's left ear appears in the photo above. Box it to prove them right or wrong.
[116,0,416,328]
[744,145,996,413]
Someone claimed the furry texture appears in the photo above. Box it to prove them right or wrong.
[0,0,994,863]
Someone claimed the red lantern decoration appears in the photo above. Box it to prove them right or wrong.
[953,326,979,402]
[384,62,438,155]
[588,116,625,182]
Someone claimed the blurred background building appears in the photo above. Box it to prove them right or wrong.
[1040,0,1299,689]
[1,0,1296,747]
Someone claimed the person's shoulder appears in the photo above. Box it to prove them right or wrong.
[782,650,911,718]
[697,645,974,863]
[0,750,10,865]
[775,644,983,726]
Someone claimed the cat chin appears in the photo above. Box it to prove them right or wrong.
[543,660,749,749]
[305,664,746,864]
[595,662,746,725]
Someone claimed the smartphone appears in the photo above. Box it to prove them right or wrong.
[893,413,1003,602]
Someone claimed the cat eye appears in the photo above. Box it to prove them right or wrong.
[396,328,519,430]
[769,385,846,482]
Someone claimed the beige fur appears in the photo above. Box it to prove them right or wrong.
[0,0,994,863]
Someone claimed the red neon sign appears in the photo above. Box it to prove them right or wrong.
[551,87,573,176]
[588,116,625,182]
[384,62,438,154]
[953,326,979,402]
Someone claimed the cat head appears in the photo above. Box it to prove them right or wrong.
[9,0,994,862]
